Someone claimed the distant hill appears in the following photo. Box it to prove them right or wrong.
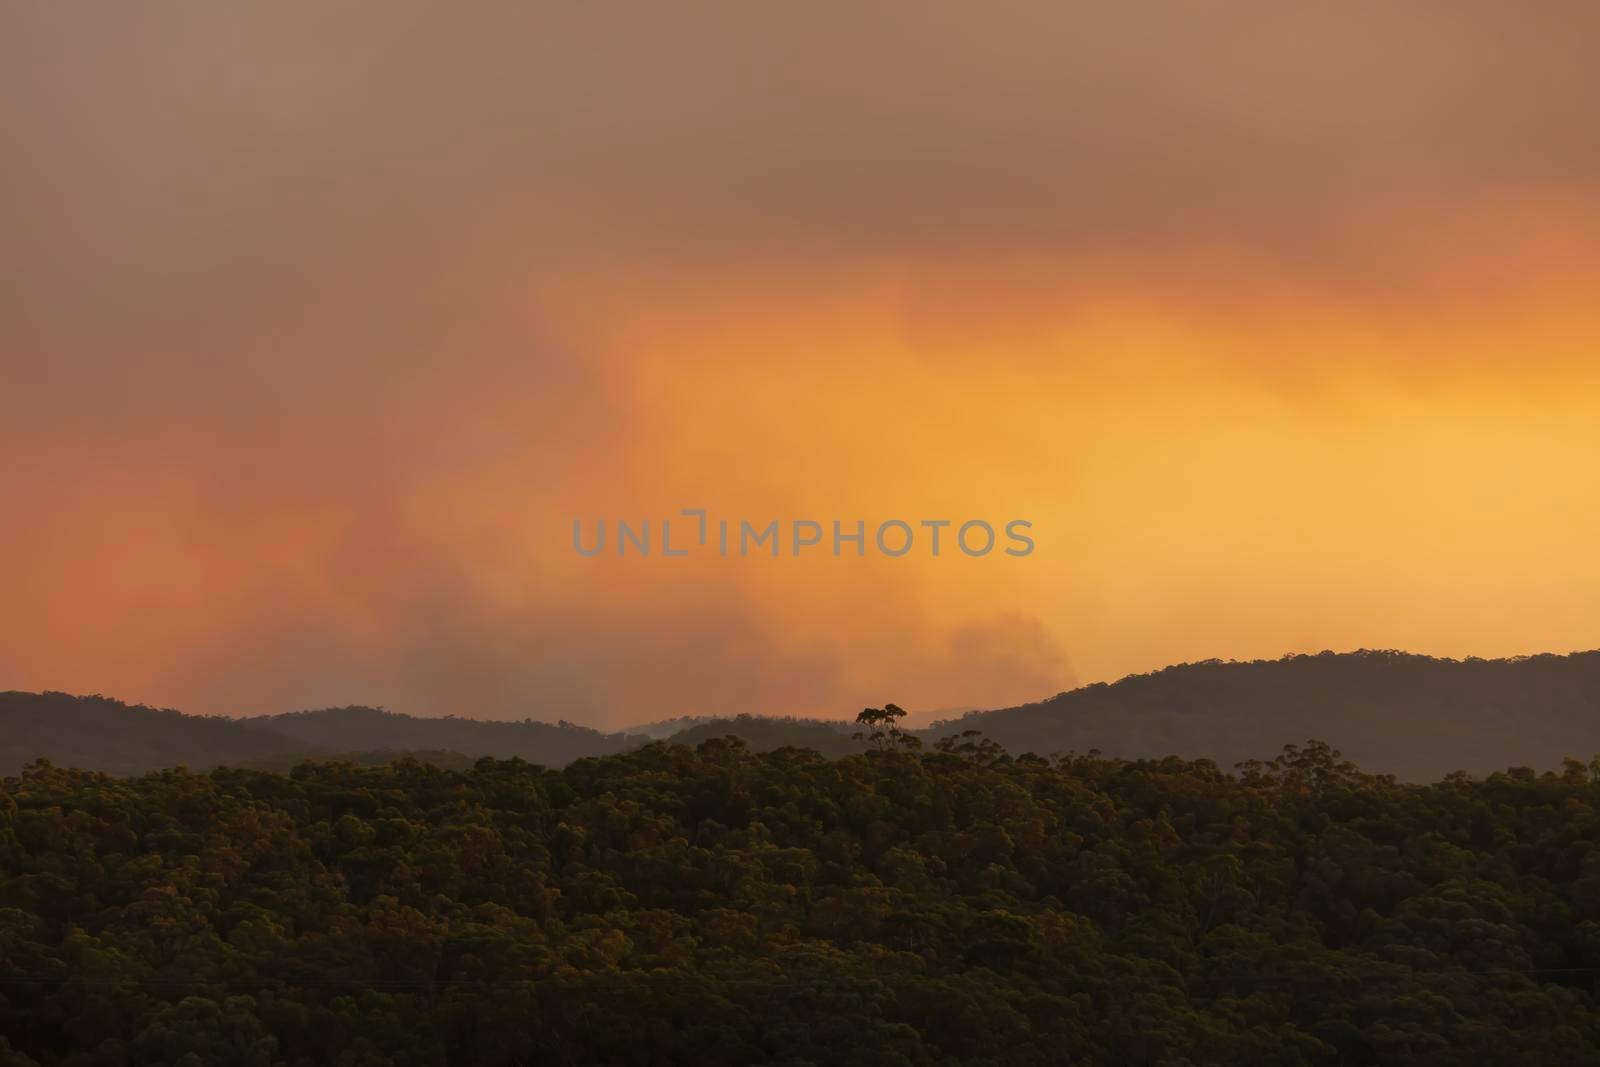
[663,714,868,757]
[11,650,1600,780]
[0,693,642,777]
[254,705,641,767]
[0,691,308,776]
[931,649,1600,779]
[234,747,484,774]
[622,715,722,739]
[900,705,980,730]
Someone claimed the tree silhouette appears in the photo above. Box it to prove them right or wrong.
[853,703,920,751]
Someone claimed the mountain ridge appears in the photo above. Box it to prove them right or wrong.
[928,648,1600,779]
[8,648,1600,779]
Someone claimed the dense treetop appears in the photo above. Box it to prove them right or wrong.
[4,736,1600,1065]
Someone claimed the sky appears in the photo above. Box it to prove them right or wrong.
[4,3,1599,725]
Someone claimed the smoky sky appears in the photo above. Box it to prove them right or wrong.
[8,3,1598,296]
[3,3,1598,723]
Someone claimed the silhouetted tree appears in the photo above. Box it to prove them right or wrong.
[853,702,909,751]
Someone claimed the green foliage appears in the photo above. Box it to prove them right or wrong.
[4,740,1600,1064]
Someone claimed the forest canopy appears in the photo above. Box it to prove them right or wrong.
[4,737,1600,1065]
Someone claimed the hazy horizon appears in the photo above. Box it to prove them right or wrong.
[17,644,1600,729]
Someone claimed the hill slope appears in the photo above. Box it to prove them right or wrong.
[0,693,641,776]
[0,691,309,776]
[254,705,640,767]
[932,649,1600,779]
[662,714,868,757]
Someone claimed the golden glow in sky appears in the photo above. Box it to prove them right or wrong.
[4,4,1599,723]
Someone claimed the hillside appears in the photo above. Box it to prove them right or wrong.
[0,693,639,777]
[662,714,868,757]
[253,705,641,767]
[0,692,310,777]
[233,747,484,774]
[621,715,721,739]
[934,649,1600,779]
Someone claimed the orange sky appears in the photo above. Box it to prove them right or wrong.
[4,4,1599,725]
